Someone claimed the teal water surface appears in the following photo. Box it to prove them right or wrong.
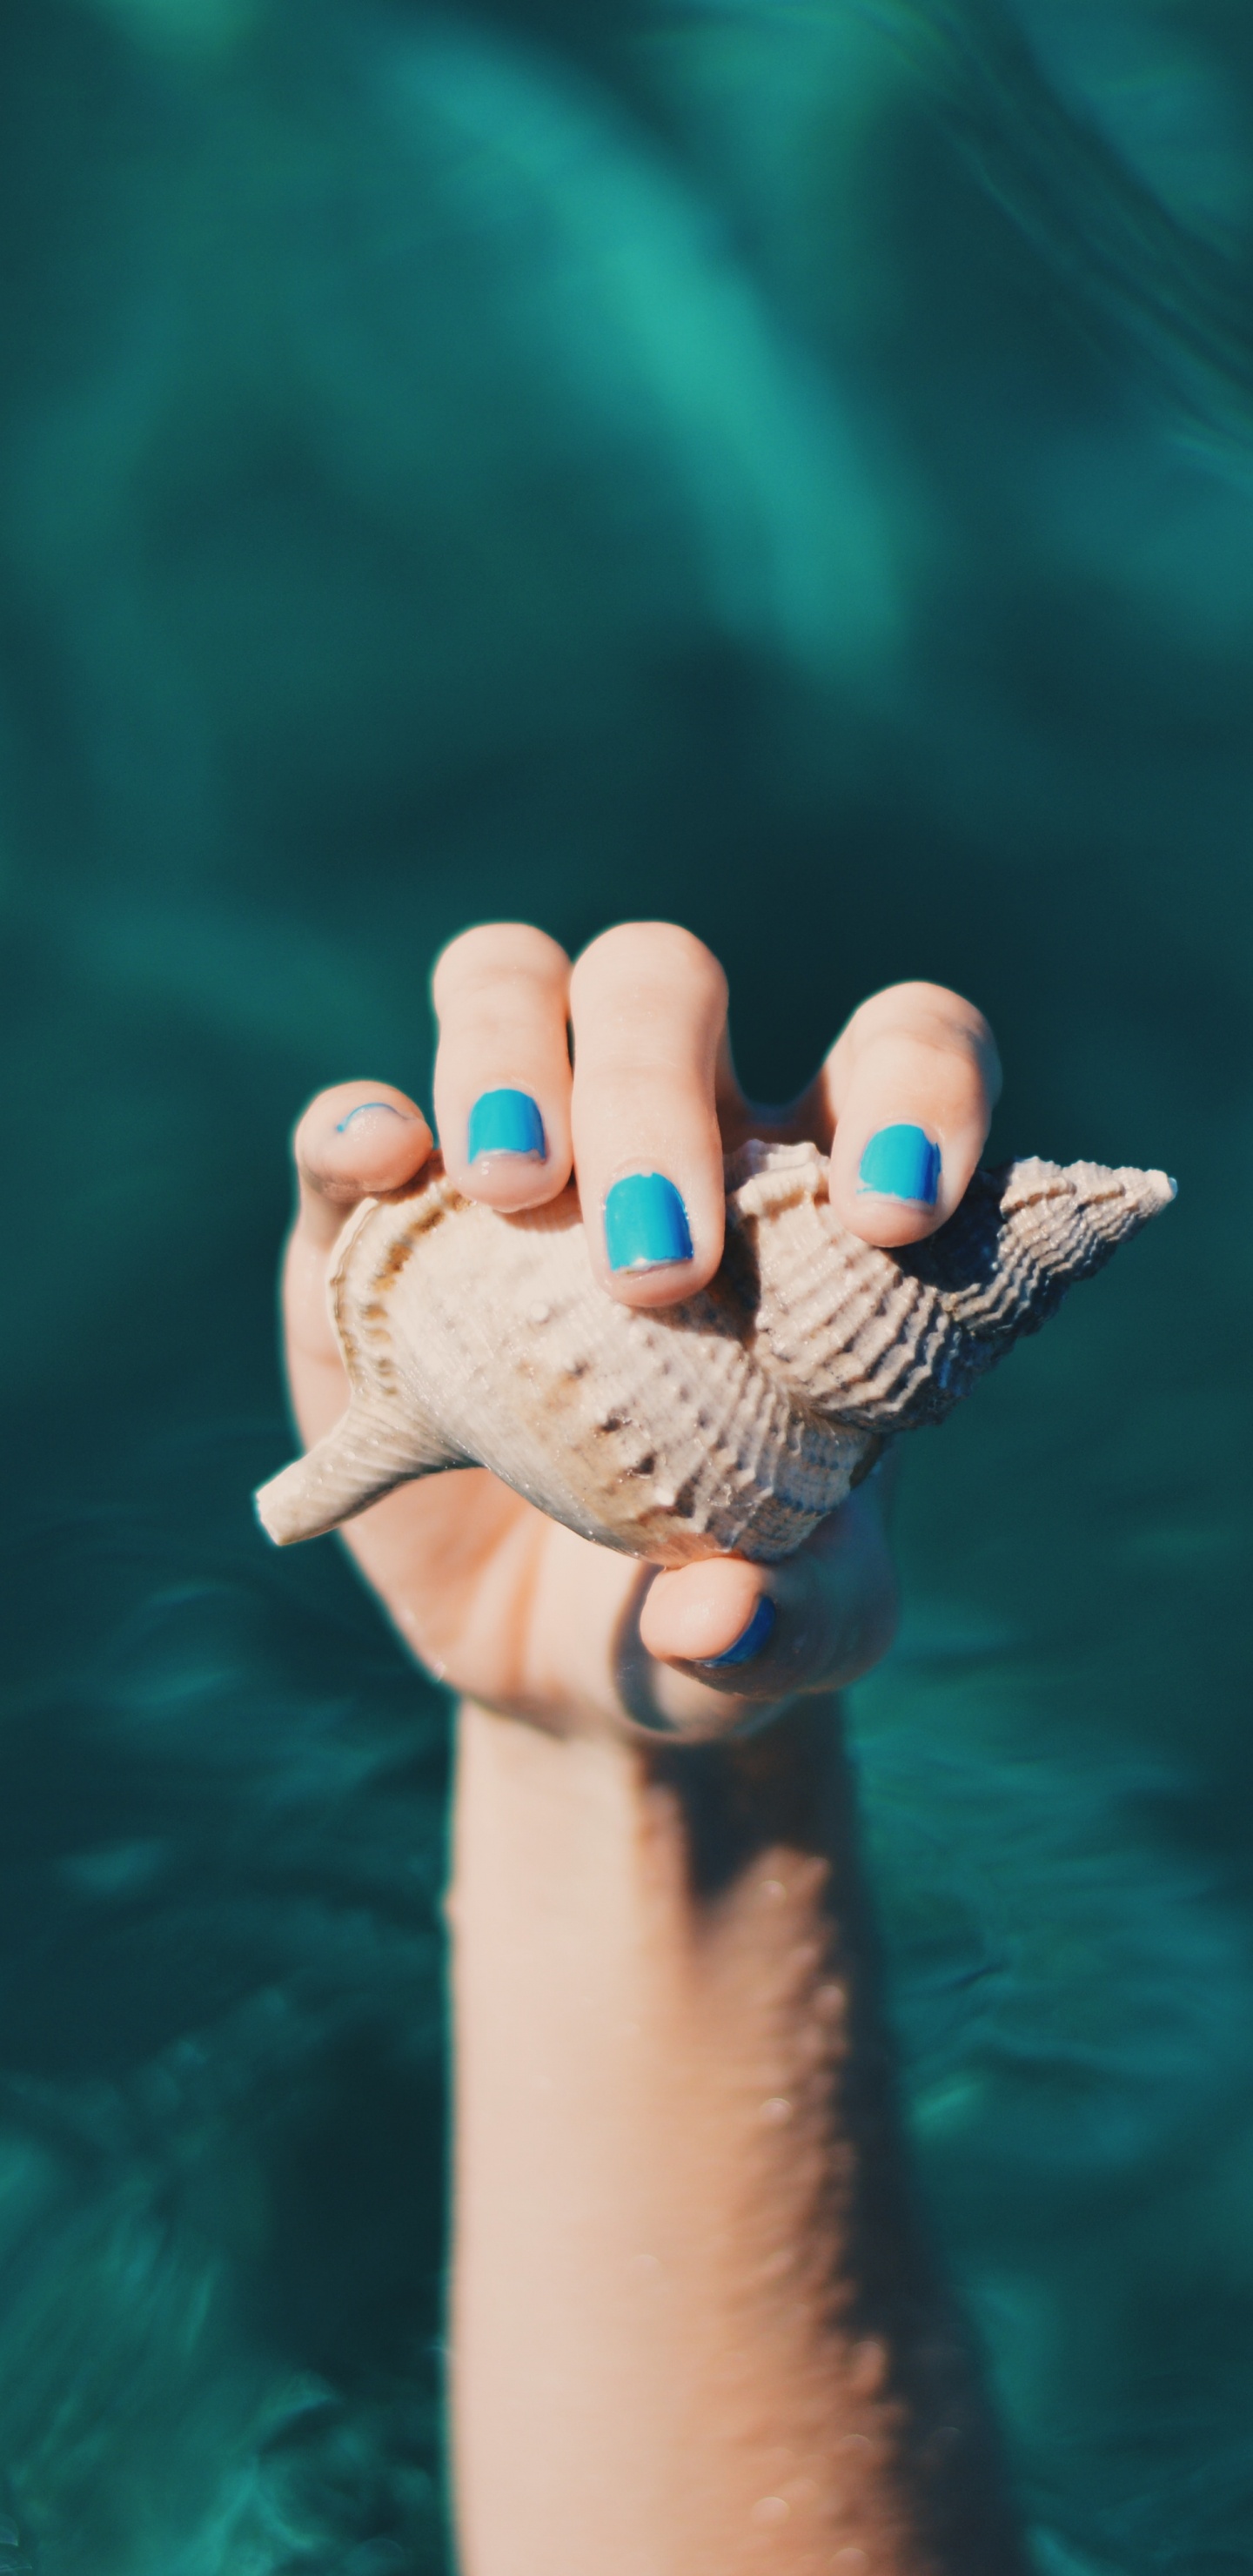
[1,3,1251,2568]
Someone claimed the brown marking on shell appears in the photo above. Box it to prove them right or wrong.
[255,1140,1174,1565]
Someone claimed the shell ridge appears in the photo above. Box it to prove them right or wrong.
[257,1138,1173,1561]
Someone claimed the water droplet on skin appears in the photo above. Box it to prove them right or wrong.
[528,1300,552,1325]
[834,2553,868,2572]
[814,1982,847,2021]
[760,2095,794,2123]
[761,1877,787,1902]
[751,2496,789,2526]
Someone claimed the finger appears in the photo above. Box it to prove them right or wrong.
[568,922,728,1308]
[813,982,1001,1248]
[285,1083,433,1423]
[432,923,573,1213]
[292,1081,433,1251]
[639,1486,896,1715]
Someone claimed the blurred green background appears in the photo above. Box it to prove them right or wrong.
[1,2,1250,2568]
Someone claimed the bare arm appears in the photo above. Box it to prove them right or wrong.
[451,1693,1023,2576]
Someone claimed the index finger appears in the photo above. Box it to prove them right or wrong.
[804,983,1002,1247]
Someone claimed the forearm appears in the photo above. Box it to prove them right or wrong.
[448,1695,1024,2575]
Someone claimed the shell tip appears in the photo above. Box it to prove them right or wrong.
[254,1469,310,1547]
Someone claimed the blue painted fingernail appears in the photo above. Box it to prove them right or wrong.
[700,1595,777,1668]
[857,1124,941,1205]
[336,1101,409,1133]
[467,1088,546,1164]
[604,1172,693,1271]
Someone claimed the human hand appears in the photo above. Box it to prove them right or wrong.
[279,922,999,1739]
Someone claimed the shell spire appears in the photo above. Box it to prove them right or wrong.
[255,1144,1174,1567]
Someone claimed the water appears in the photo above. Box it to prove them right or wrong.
[1,2,1250,2567]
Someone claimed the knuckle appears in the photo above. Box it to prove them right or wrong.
[872,1028,984,1095]
[574,922,727,1011]
[432,922,568,1011]
[846,1023,998,1124]
[846,980,996,1060]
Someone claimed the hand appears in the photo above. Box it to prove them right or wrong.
[279,922,1000,1739]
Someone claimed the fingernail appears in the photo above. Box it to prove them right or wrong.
[604,1172,693,1272]
[699,1595,777,1668]
[857,1124,941,1205]
[335,1101,410,1133]
[467,1088,546,1164]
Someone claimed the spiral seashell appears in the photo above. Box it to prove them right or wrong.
[256,1140,1174,1566]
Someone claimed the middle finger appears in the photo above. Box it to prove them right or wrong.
[569,922,731,1308]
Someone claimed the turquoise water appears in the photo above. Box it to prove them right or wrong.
[1,3,1250,2567]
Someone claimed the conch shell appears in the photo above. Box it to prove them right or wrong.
[256,1141,1173,1566]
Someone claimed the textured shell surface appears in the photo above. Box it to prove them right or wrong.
[256,1140,1174,1567]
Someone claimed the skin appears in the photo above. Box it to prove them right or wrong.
[280,922,1024,2572]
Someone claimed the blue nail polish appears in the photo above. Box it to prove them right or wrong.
[467,1088,546,1164]
[604,1172,693,1271]
[857,1124,941,1206]
[336,1101,409,1133]
[700,1595,777,1668]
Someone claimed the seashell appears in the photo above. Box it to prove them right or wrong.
[255,1141,1174,1567]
